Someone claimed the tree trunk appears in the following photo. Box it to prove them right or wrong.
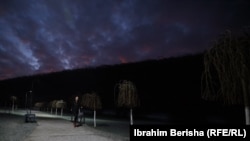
[130,108,133,125]
[55,108,57,115]
[12,100,14,112]
[242,79,250,125]
[94,110,96,127]
[245,106,250,125]
[61,108,63,116]
[51,108,53,114]
[83,111,85,124]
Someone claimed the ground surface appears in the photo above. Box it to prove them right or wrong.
[0,113,37,141]
[0,109,131,141]
[1,106,244,141]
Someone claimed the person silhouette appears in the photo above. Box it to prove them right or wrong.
[72,96,80,127]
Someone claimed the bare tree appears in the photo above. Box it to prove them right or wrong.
[81,92,102,127]
[115,80,140,125]
[34,102,45,111]
[50,100,58,114]
[202,28,250,125]
[56,100,67,116]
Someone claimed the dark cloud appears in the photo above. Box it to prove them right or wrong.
[0,0,250,80]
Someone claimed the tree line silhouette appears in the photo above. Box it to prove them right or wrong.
[0,53,204,114]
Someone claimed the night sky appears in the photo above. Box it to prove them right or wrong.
[0,0,250,81]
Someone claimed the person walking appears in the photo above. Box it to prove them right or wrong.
[72,96,80,127]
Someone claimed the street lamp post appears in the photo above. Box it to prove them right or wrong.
[25,90,36,122]
[29,90,32,114]
[25,92,27,113]
[25,90,32,114]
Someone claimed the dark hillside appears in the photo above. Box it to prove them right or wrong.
[0,53,204,110]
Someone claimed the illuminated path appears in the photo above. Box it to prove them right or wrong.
[23,117,128,141]
[0,109,164,141]
[0,109,130,141]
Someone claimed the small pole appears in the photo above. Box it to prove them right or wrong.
[130,108,133,125]
[94,110,96,127]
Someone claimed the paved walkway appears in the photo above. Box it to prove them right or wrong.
[0,109,129,141]
[24,118,128,141]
